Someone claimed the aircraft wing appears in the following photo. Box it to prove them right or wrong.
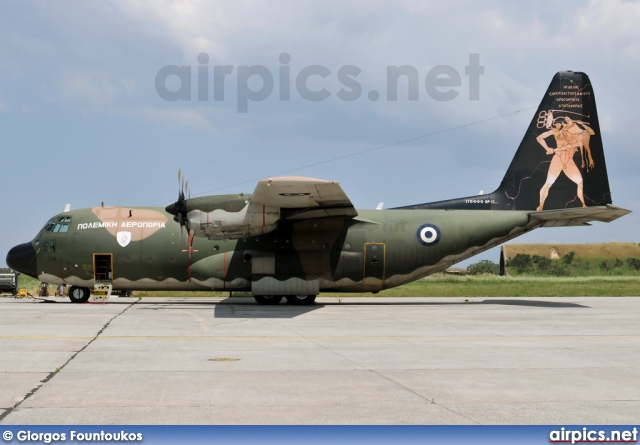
[529,205,631,227]
[250,176,358,221]
[187,176,357,240]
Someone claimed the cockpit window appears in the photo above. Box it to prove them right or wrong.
[42,216,72,233]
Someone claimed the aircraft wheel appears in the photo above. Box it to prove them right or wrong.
[68,286,91,303]
[285,295,316,305]
[254,295,283,305]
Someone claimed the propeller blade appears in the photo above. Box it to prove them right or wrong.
[169,168,192,250]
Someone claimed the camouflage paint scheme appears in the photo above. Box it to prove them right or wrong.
[6,72,630,304]
[30,205,532,291]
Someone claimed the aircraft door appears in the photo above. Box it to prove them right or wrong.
[363,242,385,284]
[93,254,113,281]
[91,254,114,301]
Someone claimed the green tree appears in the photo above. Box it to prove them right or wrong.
[562,251,575,264]
[467,259,500,275]
[600,260,612,271]
[626,258,640,271]
[507,254,532,274]
[532,255,552,272]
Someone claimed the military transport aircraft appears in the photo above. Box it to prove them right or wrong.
[6,71,631,305]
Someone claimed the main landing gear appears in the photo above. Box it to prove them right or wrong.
[253,295,317,306]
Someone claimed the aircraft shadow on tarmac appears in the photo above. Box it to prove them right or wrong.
[213,301,322,319]
[210,298,589,318]
[475,299,589,308]
[212,299,590,318]
[133,298,324,318]
[36,297,589,319]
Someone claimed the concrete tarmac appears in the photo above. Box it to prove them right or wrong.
[0,295,639,424]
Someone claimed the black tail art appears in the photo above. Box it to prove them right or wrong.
[497,71,610,211]
[396,71,613,211]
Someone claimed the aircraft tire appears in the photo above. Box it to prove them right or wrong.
[285,295,316,305]
[254,295,283,305]
[68,286,91,303]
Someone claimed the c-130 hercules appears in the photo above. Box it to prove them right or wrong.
[6,71,630,305]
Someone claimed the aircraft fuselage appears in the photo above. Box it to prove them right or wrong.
[26,206,531,293]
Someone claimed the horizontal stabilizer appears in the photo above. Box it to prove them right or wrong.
[529,205,631,227]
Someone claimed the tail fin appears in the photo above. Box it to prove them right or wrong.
[395,71,614,212]
[496,71,611,211]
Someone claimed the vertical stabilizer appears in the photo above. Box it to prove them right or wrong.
[395,71,613,212]
[496,71,611,211]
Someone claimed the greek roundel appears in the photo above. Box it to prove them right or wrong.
[417,224,441,246]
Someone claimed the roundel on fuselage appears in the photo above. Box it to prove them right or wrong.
[417,224,441,246]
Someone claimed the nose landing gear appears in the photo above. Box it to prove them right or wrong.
[68,286,91,303]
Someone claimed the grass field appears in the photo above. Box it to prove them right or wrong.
[365,275,640,297]
[11,273,640,298]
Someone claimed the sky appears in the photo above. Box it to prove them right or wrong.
[1,0,639,268]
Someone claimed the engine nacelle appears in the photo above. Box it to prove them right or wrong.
[188,202,280,240]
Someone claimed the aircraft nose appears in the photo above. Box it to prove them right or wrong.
[6,242,38,278]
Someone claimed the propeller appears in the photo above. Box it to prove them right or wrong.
[165,168,192,246]
[166,169,197,282]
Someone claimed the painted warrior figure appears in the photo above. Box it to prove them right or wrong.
[536,115,595,211]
